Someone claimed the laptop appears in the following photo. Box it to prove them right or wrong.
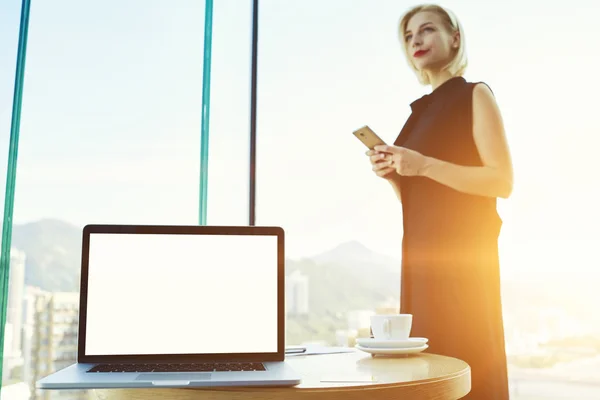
[37,224,301,389]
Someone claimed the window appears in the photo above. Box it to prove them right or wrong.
[254,0,600,397]
[0,0,27,394]
[1,1,206,398]
[256,0,404,346]
[2,1,600,399]
[206,1,253,225]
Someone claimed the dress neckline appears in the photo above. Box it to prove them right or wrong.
[410,76,466,112]
[431,76,465,95]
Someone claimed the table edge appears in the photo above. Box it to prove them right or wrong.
[175,364,471,394]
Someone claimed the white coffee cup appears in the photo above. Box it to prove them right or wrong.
[370,314,412,340]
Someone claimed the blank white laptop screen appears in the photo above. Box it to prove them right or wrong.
[84,233,278,356]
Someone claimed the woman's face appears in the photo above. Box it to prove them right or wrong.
[404,11,458,73]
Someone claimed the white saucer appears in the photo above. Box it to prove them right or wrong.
[355,344,428,355]
[356,337,428,349]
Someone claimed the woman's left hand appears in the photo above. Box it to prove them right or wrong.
[373,145,430,177]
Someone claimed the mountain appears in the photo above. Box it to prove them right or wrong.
[7,220,589,314]
[311,240,400,273]
[11,219,82,292]
[8,219,597,346]
[287,241,401,315]
[283,242,400,344]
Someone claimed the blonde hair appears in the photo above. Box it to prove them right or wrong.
[398,4,467,85]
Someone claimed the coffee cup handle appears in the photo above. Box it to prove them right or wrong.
[383,318,390,339]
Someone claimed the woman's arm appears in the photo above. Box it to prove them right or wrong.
[375,83,514,199]
[388,175,403,203]
[422,83,513,198]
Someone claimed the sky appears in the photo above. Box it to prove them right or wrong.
[1,0,599,278]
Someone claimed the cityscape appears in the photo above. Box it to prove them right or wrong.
[1,219,600,399]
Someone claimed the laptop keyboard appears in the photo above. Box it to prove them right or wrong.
[87,362,266,373]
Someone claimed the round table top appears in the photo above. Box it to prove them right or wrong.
[94,349,471,400]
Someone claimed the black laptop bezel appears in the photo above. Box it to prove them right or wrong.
[77,224,285,364]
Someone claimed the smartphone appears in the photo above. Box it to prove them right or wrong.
[352,125,386,150]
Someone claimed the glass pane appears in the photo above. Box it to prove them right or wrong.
[1,1,206,398]
[256,0,404,346]
[1,0,24,395]
[206,0,252,225]
[256,0,600,398]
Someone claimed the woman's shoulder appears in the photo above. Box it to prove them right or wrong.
[452,79,497,116]
[464,79,495,96]
[464,81,499,115]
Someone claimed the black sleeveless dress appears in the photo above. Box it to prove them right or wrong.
[394,76,509,399]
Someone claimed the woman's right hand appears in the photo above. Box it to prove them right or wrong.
[366,149,396,179]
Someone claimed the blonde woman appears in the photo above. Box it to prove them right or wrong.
[368,4,512,399]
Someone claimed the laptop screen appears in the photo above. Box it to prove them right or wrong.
[82,231,278,357]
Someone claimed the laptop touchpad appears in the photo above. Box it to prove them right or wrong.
[136,373,212,382]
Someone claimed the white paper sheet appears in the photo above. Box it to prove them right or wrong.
[285,345,356,357]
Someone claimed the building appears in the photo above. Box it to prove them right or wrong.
[22,285,45,387]
[28,291,91,400]
[2,248,27,381]
[285,270,309,316]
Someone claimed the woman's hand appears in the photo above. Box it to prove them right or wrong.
[374,145,430,177]
[366,149,396,179]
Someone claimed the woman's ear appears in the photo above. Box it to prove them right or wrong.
[452,32,460,49]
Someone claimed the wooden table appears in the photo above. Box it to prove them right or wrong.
[94,349,470,400]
